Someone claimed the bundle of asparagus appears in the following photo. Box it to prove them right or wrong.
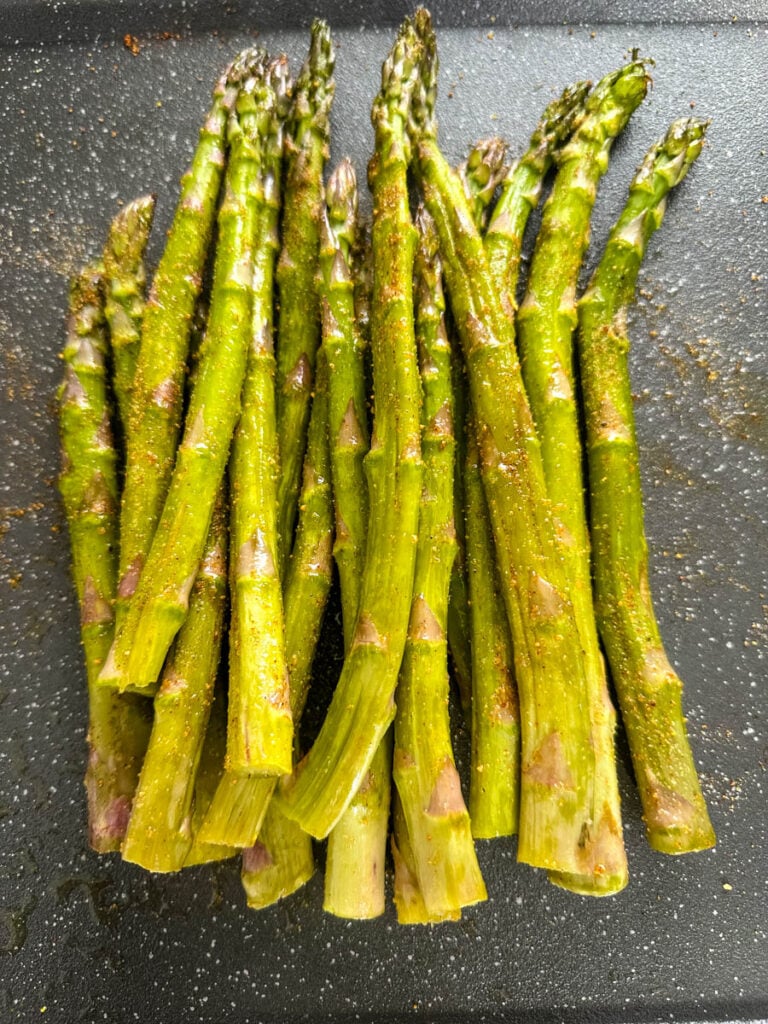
[58,10,715,925]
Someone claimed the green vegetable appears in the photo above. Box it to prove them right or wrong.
[459,135,519,840]
[410,11,615,877]
[196,347,334,851]
[392,205,486,918]
[102,194,156,435]
[100,55,274,696]
[275,20,335,566]
[484,80,590,314]
[514,59,651,894]
[319,159,390,920]
[227,55,293,776]
[58,265,150,852]
[577,117,715,855]
[121,496,227,871]
[276,17,424,840]
[113,52,256,640]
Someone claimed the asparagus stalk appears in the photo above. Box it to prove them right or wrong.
[352,224,375,422]
[113,52,255,638]
[241,801,315,910]
[409,11,616,878]
[58,265,150,852]
[322,733,391,918]
[275,20,335,566]
[393,205,486,917]
[457,136,521,839]
[318,159,389,919]
[464,424,520,839]
[275,18,424,839]
[197,347,334,848]
[281,344,335,729]
[457,136,508,230]
[445,137,508,716]
[461,103,594,841]
[446,393,473,714]
[121,495,228,871]
[319,159,370,639]
[391,790,459,925]
[102,194,156,434]
[99,56,274,695]
[352,225,373,351]
[484,80,590,314]
[578,118,715,855]
[183,682,238,867]
[194,772,274,851]
[227,55,293,776]
[515,60,650,894]
[239,350,334,907]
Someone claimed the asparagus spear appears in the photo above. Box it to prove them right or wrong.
[319,159,370,638]
[322,733,391,918]
[275,20,335,566]
[227,55,293,777]
[239,350,334,907]
[409,11,617,878]
[352,225,373,351]
[457,136,508,229]
[352,224,375,417]
[578,118,715,855]
[183,682,238,867]
[99,55,274,695]
[241,801,315,910]
[194,772,273,851]
[197,347,334,848]
[391,790,459,925]
[446,380,473,715]
[464,424,520,839]
[514,59,650,894]
[280,345,335,732]
[113,52,255,638]
[445,137,508,716]
[318,159,389,919]
[275,18,424,839]
[58,265,150,852]
[469,97,591,822]
[457,136,521,840]
[484,81,590,315]
[121,495,228,872]
[102,194,156,434]
[393,205,486,917]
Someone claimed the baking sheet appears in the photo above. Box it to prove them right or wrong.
[1,4,767,1022]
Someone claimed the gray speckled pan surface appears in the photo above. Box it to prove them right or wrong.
[1,3,766,1022]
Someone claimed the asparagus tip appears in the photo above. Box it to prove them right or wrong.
[537,79,592,154]
[227,46,269,88]
[371,14,424,152]
[458,136,508,225]
[290,17,335,144]
[69,263,104,314]
[310,17,334,64]
[630,116,708,205]
[104,194,156,269]
[326,157,358,229]
[410,8,438,141]
[268,53,293,119]
[577,55,651,130]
